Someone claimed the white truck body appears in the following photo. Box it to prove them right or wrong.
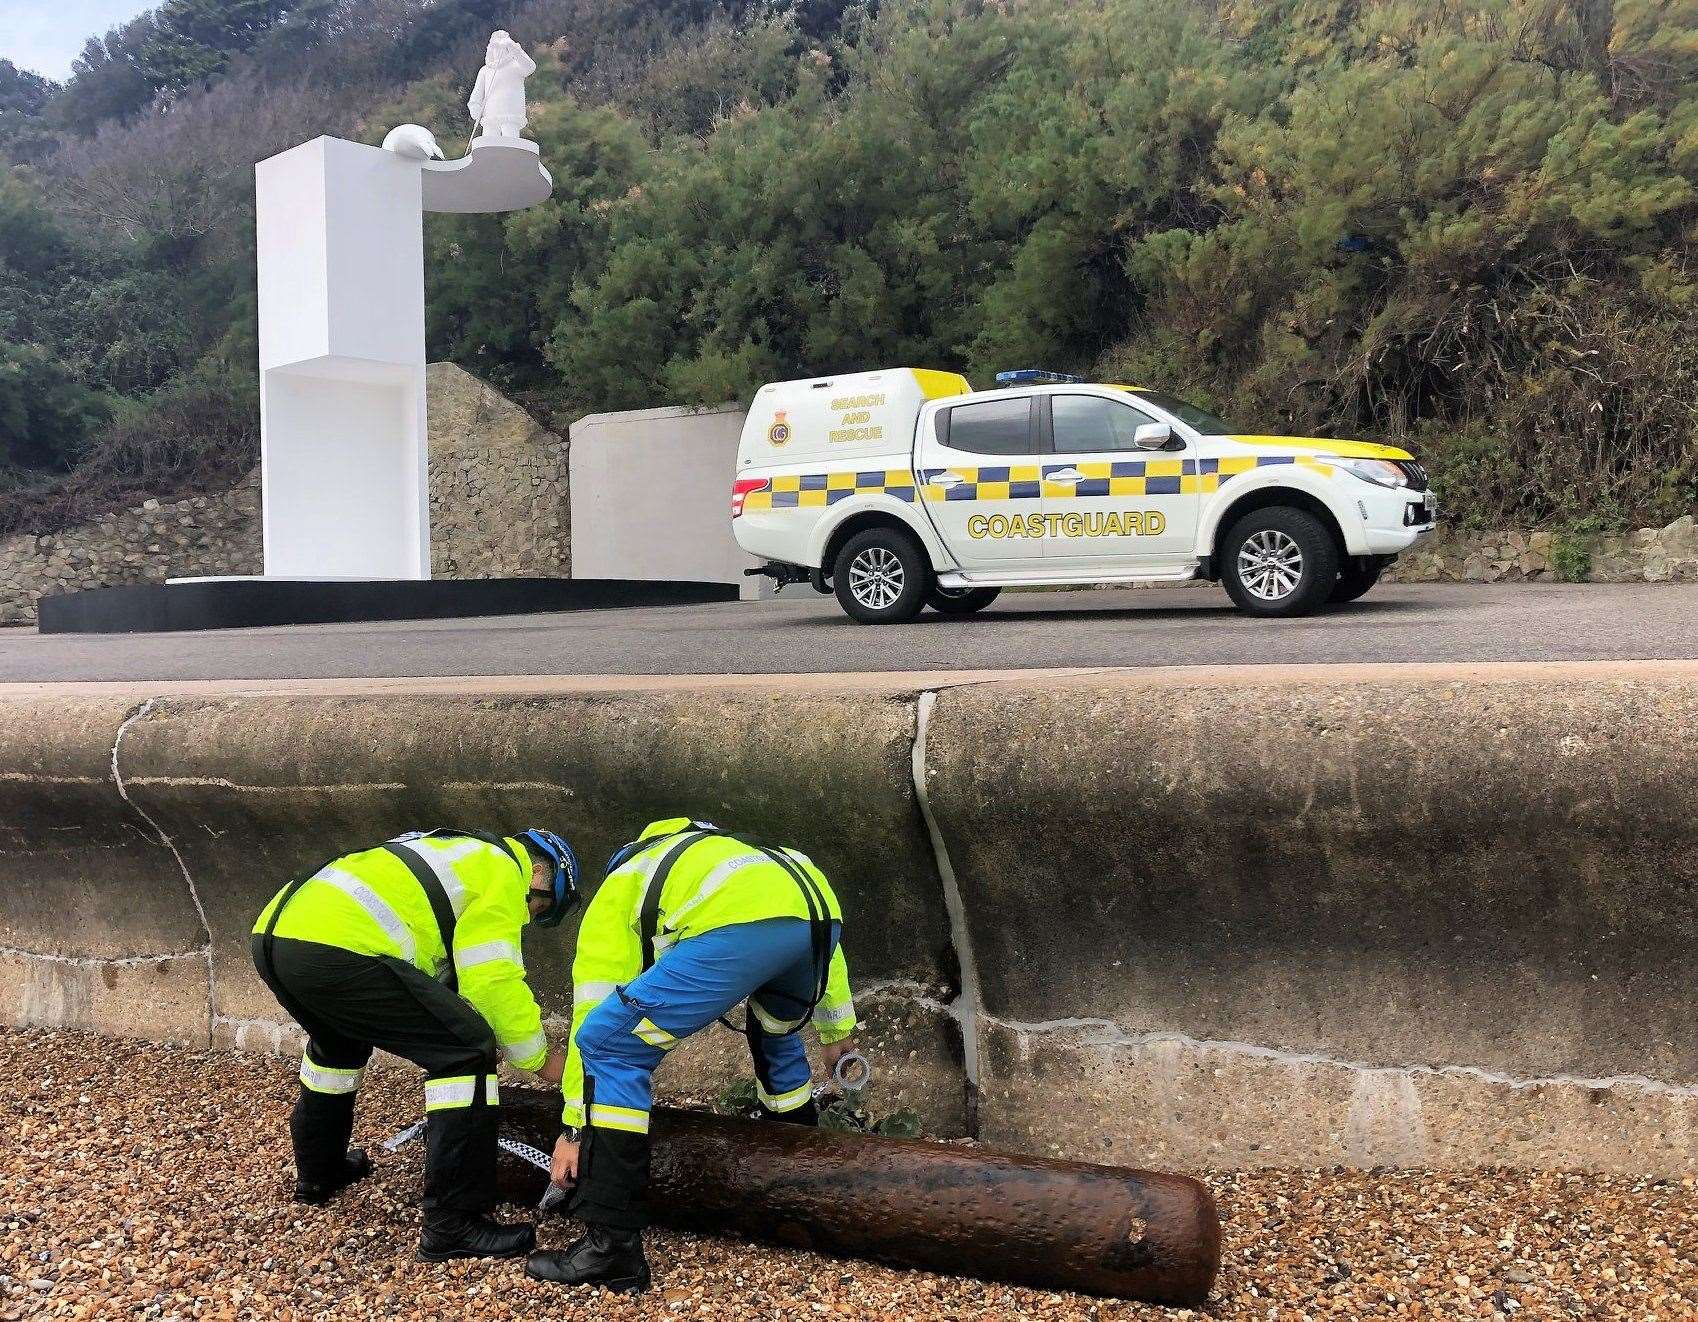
[732,367,1436,620]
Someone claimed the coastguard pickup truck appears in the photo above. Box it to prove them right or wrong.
[732,368,1436,624]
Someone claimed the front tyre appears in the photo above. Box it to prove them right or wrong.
[1329,558,1385,605]
[1221,507,1339,617]
[834,527,931,624]
[927,586,1001,616]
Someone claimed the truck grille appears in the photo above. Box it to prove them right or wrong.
[1399,461,1430,491]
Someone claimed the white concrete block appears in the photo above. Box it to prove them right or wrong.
[569,406,771,599]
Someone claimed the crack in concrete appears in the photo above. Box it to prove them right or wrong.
[122,776,410,791]
[911,689,982,1137]
[985,1014,1698,1100]
[113,697,216,1044]
[0,946,206,968]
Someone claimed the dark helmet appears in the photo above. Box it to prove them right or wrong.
[519,828,580,927]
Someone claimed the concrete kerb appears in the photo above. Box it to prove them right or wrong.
[5,663,1698,1173]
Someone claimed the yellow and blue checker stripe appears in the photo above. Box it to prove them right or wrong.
[742,454,1332,510]
[918,455,1332,500]
[742,470,916,510]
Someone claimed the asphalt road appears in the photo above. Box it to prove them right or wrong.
[2,582,1696,682]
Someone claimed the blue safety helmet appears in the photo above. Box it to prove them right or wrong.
[519,828,580,927]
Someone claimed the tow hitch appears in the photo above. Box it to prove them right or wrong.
[745,563,830,594]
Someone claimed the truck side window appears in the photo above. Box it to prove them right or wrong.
[1052,395,1162,453]
[942,398,1036,455]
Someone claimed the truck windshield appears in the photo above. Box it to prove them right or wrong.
[1129,390,1235,436]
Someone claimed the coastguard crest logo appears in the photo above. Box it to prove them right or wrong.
[768,410,792,447]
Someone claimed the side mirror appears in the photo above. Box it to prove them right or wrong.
[1134,421,1174,451]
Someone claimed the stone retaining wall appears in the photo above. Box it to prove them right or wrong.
[1391,516,1698,583]
[0,364,568,625]
[5,666,1698,1176]
[426,363,569,580]
[0,477,263,625]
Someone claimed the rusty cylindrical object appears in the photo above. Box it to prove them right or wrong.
[498,1087,1219,1305]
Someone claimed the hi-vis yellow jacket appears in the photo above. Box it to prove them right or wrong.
[253,833,549,1071]
[562,818,857,1127]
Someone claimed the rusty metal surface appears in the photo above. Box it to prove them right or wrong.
[499,1088,1220,1305]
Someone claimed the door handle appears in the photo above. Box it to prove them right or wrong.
[1046,467,1083,482]
[931,471,965,487]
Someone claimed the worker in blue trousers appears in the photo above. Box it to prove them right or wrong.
[525,818,859,1293]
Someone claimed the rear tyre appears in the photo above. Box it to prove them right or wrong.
[1221,507,1339,617]
[1329,558,1385,605]
[927,586,1001,616]
[834,527,931,624]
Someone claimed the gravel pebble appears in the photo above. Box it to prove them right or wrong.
[1,1028,1694,1319]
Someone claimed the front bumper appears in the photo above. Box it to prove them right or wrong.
[1357,485,1438,555]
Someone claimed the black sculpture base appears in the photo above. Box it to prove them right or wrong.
[36,577,737,634]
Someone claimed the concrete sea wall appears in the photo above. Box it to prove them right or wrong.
[3,666,1695,1175]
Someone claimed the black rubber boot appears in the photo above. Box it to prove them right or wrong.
[294,1147,373,1205]
[417,1211,537,1262]
[525,1224,651,1293]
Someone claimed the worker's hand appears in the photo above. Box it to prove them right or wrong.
[533,1049,566,1085]
[819,1039,856,1074]
[551,1134,579,1185]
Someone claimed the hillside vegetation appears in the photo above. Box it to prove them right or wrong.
[2,0,1696,536]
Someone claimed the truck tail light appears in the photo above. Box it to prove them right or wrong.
[731,477,769,518]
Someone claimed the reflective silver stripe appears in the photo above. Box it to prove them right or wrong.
[457,939,523,972]
[589,1103,650,1134]
[424,1076,476,1110]
[398,838,482,916]
[574,981,617,1007]
[632,1017,676,1050]
[424,1074,499,1111]
[316,867,416,963]
[756,1079,812,1112]
[750,1000,804,1034]
[630,831,712,930]
[502,1028,548,1066]
[660,852,767,931]
[813,999,856,1028]
[299,1057,363,1095]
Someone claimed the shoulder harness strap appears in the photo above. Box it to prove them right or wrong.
[634,826,834,1034]
[379,829,525,990]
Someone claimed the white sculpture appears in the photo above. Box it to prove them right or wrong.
[252,33,553,583]
[468,31,535,140]
[381,123,445,160]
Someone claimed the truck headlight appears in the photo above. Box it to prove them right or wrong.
[1334,457,1409,489]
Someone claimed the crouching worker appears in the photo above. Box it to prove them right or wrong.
[251,828,581,1261]
[526,818,859,1293]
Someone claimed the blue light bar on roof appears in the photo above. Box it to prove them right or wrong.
[995,369,1083,386]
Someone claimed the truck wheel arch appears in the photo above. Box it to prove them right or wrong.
[815,505,949,577]
[1207,485,1348,571]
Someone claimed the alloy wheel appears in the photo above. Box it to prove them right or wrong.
[1237,529,1304,601]
[849,547,905,609]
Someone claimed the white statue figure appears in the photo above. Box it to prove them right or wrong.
[381,124,444,160]
[468,30,535,141]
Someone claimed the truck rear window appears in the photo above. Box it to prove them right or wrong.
[942,398,1035,455]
